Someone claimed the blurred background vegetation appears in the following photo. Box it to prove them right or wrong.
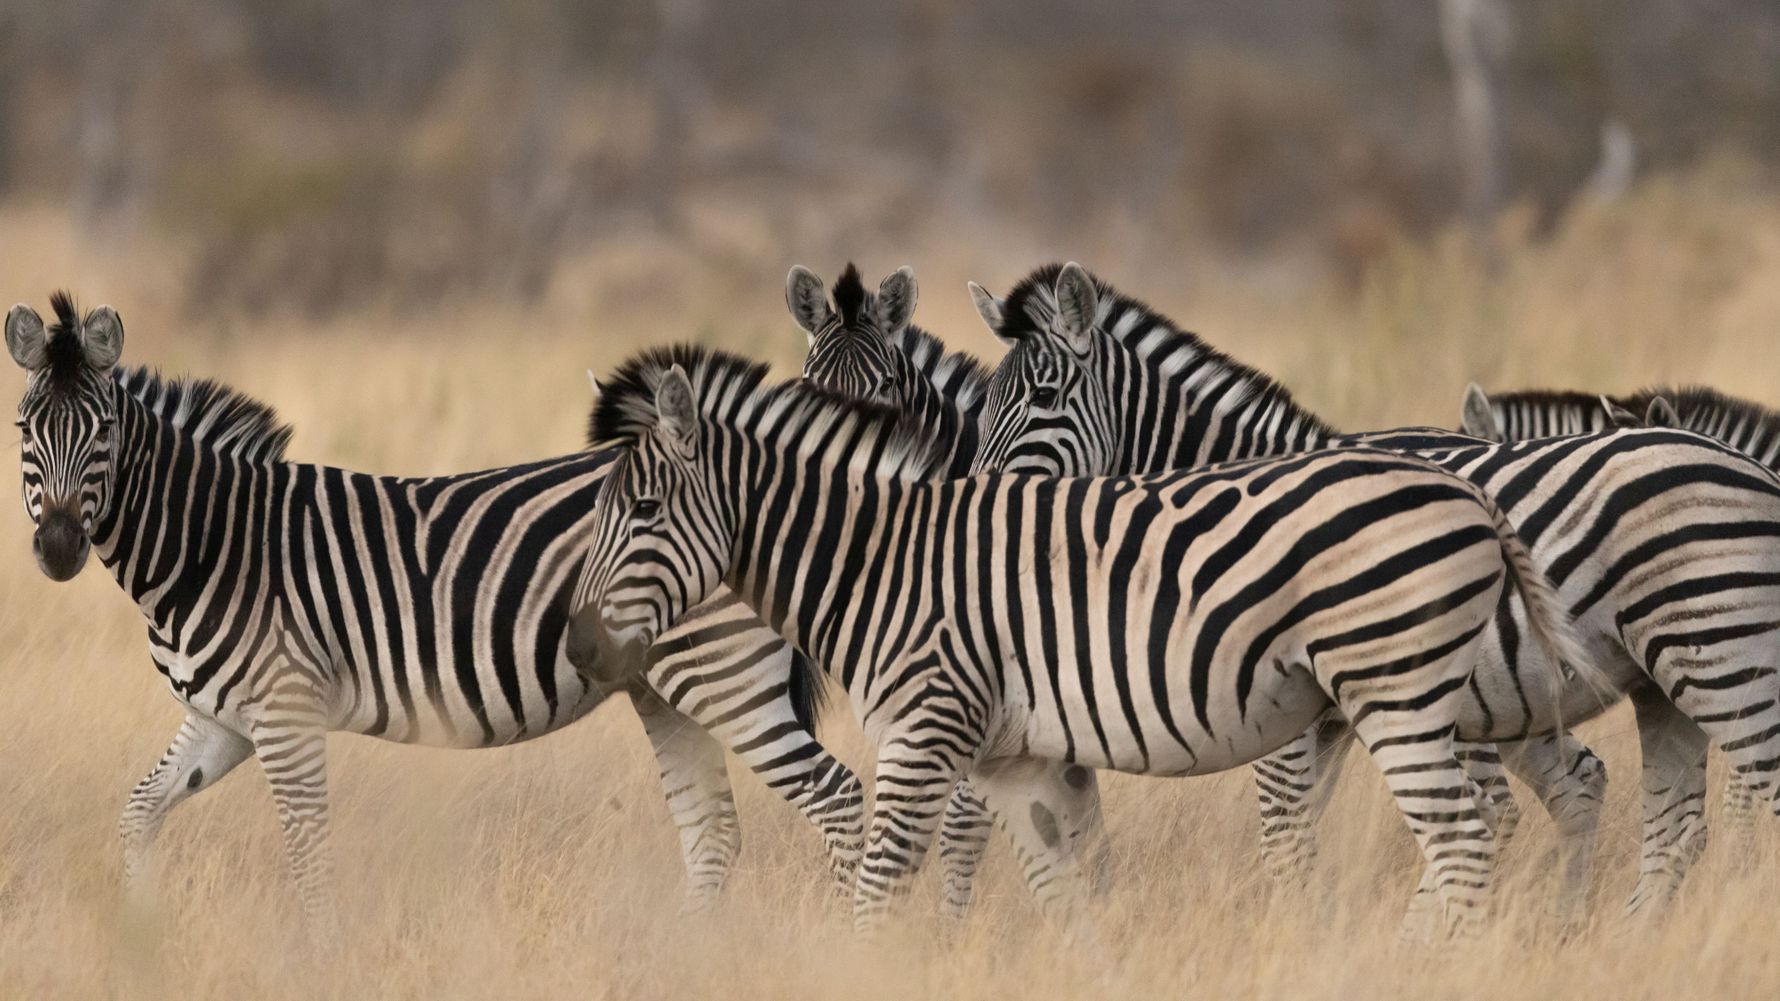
[4,9,1780,995]
[0,0,1776,435]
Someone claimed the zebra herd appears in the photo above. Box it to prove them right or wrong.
[8,261,1780,947]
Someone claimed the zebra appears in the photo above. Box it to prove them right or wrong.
[965,261,1780,919]
[787,262,1107,918]
[565,343,1606,938]
[1461,381,1780,833]
[4,294,868,937]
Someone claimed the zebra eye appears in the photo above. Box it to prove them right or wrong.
[632,498,662,521]
[1030,386,1060,409]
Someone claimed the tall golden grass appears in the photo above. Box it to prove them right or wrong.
[2,159,1779,999]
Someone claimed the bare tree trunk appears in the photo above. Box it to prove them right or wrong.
[1440,0,1510,232]
[1585,118,1636,202]
[69,0,161,226]
[643,0,709,237]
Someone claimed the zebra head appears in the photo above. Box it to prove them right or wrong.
[569,362,731,675]
[7,293,124,581]
[969,262,1118,476]
[788,263,918,405]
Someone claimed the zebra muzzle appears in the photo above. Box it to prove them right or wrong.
[33,508,89,582]
[565,607,651,685]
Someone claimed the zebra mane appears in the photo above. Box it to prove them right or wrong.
[589,344,773,447]
[1001,264,1339,438]
[1488,388,1605,407]
[113,367,295,464]
[1625,384,1779,433]
[591,343,940,480]
[892,323,993,414]
[1487,385,1780,437]
[832,263,868,326]
[41,291,102,388]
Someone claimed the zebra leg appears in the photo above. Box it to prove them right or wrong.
[937,779,993,918]
[1456,742,1524,847]
[939,766,1108,921]
[630,685,743,909]
[1723,771,1758,849]
[645,690,864,899]
[645,620,865,897]
[118,713,253,912]
[1497,731,1607,930]
[1398,738,1535,937]
[1347,714,1495,940]
[1253,707,1355,883]
[1622,683,1710,918]
[247,708,338,942]
[967,759,1105,938]
[853,723,974,936]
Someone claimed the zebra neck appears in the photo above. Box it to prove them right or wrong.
[903,384,979,478]
[725,449,928,684]
[94,391,271,619]
[1087,302,1341,470]
[1130,376,1336,471]
[1495,393,1610,440]
[1670,404,1780,470]
[902,336,990,477]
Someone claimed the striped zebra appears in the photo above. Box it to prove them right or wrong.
[1461,382,1780,833]
[566,343,1603,937]
[789,262,1105,917]
[965,262,1780,919]
[4,295,866,936]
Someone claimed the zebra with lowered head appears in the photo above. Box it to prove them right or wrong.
[5,294,867,937]
[965,262,1780,920]
[567,343,1603,938]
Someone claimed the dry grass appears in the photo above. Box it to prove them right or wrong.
[3,161,1780,999]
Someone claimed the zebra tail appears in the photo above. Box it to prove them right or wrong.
[787,649,835,734]
[1482,498,1616,706]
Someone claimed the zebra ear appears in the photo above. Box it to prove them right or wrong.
[5,304,47,371]
[80,305,124,370]
[876,266,917,335]
[786,266,832,344]
[1459,383,1502,440]
[1052,262,1098,353]
[967,282,1008,341]
[1644,396,1679,428]
[655,364,699,453]
[1601,395,1642,429]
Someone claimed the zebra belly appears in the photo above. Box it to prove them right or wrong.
[1007,659,1331,778]
[327,648,607,748]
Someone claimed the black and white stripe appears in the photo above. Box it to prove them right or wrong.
[1463,381,1780,835]
[568,345,1600,938]
[791,263,1090,917]
[966,263,1780,919]
[6,295,867,935]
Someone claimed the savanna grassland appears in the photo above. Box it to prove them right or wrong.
[3,159,1780,1000]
